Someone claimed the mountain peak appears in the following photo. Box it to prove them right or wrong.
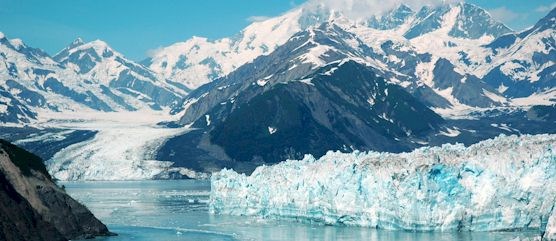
[56,39,116,62]
[71,37,84,47]
[9,38,25,50]
[53,38,121,75]
[395,3,414,14]
[367,3,415,30]
[403,2,512,39]
[85,39,112,52]
[0,32,5,40]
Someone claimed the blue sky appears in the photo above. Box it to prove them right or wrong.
[0,0,554,61]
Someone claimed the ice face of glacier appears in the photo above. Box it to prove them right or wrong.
[546,207,556,241]
[210,134,556,234]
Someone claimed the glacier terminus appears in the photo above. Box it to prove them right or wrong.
[211,134,556,238]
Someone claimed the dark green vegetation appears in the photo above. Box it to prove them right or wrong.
[0,139,51,179]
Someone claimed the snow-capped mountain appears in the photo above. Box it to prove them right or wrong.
[54,38,187,109]
[174,20,506,124]
[142,7,313,90]
[160,59,445,174]
[0,86,36,123]
[174,23,381,123]
[345,24,508,109]
[0,34,187,123]
[154,3,556,175]
[0,33,107,122]
[367,4,415,30]
[481,7,556,98]
[401,3,511,39]
[158,24,454,173]
[145,2,513,92]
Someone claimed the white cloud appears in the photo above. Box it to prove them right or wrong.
[146,46,164,58]
[303,0,461,19]
[535,2,556,13]
[247,16,272,23]
[488,6,522,23]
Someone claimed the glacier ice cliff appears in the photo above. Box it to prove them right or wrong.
[210,134,556,238]
[546,207,556,240]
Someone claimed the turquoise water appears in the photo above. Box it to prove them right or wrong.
[64,180,539,241]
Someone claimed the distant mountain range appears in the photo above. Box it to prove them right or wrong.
[156,3,555,173]
[149,3,555,110]
[0,35,187,123]
[0,2,555,177]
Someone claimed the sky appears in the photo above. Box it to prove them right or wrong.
[0,0,554,61]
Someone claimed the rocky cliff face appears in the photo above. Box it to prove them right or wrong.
[0,171,65,241]
[0,139,112,240]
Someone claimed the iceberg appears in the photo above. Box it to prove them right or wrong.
[210,134,556,237]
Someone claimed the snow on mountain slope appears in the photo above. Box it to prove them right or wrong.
[0,33,114,122]
[211,134,556,233]
[481,7,556,98]
[146,2,512,93]
[346,23,507,109]
[175,16,508,127]
[144,8,308,89]
[367,4,415,30]
[356,3,511,85]
[54,38,186,109]
[403,2,511,39]
[0,33,188,124]
[174,23,380,124]
[0,86,36,123]
[408,4,499,75]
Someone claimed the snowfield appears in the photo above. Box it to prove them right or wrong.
[210,134,556,236]
[30,110,205,181]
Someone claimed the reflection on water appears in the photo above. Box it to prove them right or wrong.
[64,180,539,241]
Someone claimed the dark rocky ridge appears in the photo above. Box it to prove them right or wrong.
[0,171,65,241]
[159,61,444,174]
[0,139,113,240]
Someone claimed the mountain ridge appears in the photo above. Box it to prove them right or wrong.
[0,35,187,124]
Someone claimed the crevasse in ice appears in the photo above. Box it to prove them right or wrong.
[210,134,556,235]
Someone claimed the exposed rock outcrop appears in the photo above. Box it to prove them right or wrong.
[0,139,113,240]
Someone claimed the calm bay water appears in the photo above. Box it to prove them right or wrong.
[63,180,539,241]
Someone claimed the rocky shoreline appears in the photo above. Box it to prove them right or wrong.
[0,139,114,241]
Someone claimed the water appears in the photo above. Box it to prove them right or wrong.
[64,180,539,241]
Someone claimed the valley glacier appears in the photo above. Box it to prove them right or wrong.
[211,134,556,237]
[34,111,205,181]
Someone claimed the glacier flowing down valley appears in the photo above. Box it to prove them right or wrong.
[35,111,207,181]
[210,134,556,238]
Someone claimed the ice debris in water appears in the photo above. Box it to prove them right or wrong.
[210,134,556,236]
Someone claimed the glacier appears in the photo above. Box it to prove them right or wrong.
[210,134,556,238]
[547,207,556,240]
[34,111,207,181]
